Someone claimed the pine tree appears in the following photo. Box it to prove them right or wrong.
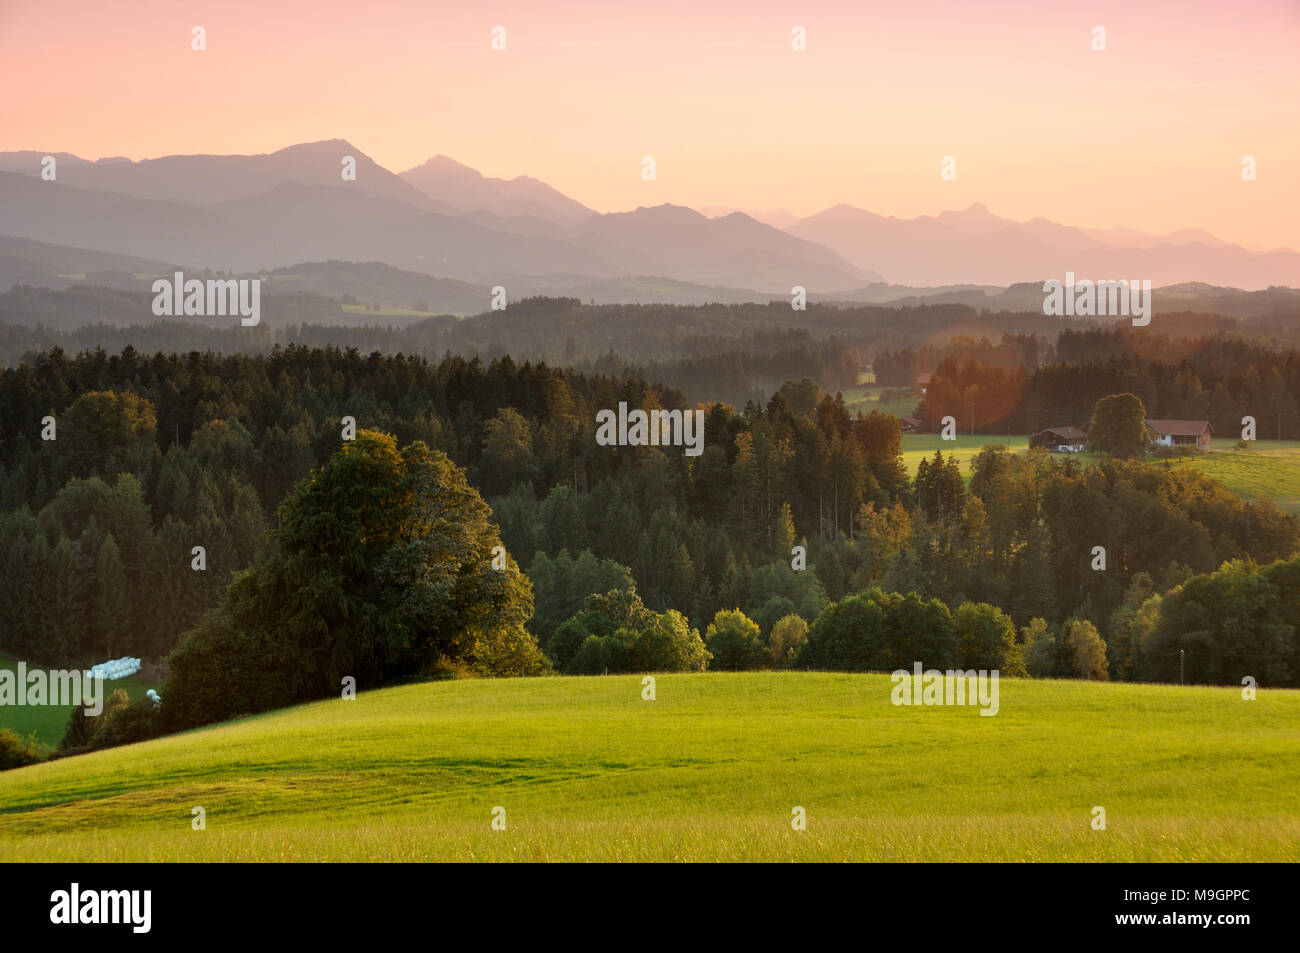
[91,535,130,659]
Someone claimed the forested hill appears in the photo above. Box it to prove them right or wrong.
[1,345,1295,693]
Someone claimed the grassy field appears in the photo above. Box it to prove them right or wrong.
[0,654,156,748]
[0,672,1296,862]
[843,382,921,419]
[1161,440,1300,514]
[340,303,436,317]
[898,435,1300,513]
[900,433,1030,477]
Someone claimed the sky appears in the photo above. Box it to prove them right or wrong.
[1,0,1297,250]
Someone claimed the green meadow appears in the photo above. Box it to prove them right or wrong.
[900,433,1030,477]
[843,381,922,420]
[1,672,1295,862]
[1162,441,1300,515]
[0,654,156,748]
[898,434,1300,514]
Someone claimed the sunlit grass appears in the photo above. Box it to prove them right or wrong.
[1,673,1295,861]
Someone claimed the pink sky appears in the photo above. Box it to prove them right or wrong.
[1,0,1296,250]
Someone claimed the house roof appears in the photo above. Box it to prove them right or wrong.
[915,373,932,385]
[899,416,922,428]
[1033,425,1086,440]
[1146,419,1213,436]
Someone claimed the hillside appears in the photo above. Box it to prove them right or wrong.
[1,673,1295,862]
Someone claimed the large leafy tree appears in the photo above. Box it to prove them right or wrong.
[1087,393,1149,458]
[165,430,545,729]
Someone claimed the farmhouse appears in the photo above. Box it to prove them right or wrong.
[1146,419,1212,451]
[1030,425,1087,452]
[899,415,923,434]
[914,373,932,395]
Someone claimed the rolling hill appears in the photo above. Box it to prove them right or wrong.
[1,672,1295,862]
[0,235,179,291]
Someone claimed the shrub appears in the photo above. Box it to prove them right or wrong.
[61,704,98,752]
[0,728,45,771]
[954,602,1025,675]
[87,691,163,750]
[799,593,886,670]
[767,615,808,667]
[567,635,623,674]
[629,611,710,672]
[1063,618,1110,680]
[704,609,764,671]
[1151,445,1197,459]
[1022,618,1059,678]
[548,617,592,670]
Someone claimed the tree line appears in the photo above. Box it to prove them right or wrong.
[917,331,1300,439]
[0,345,1295,729]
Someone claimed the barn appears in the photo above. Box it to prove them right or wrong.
[1147,419,1213,450]
[1030,425,1087,452]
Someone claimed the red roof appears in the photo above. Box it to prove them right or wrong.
[915,373,932,385]
[1146,419,1212,436]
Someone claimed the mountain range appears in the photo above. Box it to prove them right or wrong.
[788,203,1300,288]
[0,139,1296,296]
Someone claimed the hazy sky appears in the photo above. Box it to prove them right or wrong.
[2,0,1296,249]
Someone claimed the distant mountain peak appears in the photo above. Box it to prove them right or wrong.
[938,202,1000,223]
[633,203,702,216]
[411,154,478,172]
[273,138,358,152]
[399,155,594,224]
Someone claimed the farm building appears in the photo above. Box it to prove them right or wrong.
[1030,425,1087,451]
[899,416,923,434]
[914,373,932,395]
[1146,419,1213,450]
